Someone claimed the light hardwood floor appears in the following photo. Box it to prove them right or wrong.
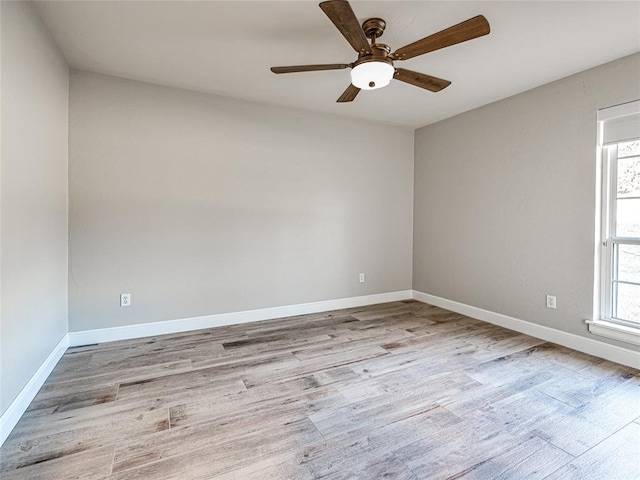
[1,300,638,479]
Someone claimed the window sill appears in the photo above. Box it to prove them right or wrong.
[586,319,640,346]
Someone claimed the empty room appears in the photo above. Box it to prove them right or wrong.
[1,1,639,478]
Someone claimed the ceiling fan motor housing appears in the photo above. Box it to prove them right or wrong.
[351,43,394,90]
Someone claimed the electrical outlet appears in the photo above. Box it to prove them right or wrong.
[120,293,131,307]
[546,295,556,309]
[359,273,365,283]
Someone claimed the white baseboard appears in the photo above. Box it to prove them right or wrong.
[68,290,413,347]
[0,334,69,447]
[412,290,639,369]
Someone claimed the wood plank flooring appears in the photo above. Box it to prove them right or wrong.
[1,300,638,479]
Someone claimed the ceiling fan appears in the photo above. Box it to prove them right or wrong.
[271,0,490,102]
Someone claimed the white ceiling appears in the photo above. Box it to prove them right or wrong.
[34,1,640,129]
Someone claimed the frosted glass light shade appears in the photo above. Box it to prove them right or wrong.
[350,62,394,90]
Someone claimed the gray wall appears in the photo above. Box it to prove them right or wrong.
[68,72,414,331]
[413,53,640,349]
[1,1,69,414]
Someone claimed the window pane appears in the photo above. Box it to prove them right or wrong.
[616,198,640,237]
[614,282,640,324]
[618,139,640,158]
[616,244,640,284]
[617,156,640,197]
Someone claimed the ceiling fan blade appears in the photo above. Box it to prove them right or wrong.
[394,68,451,92]
[337,83,360,102]
[271,64,350,74]
[392,15,490,61]
[319,1,371,54]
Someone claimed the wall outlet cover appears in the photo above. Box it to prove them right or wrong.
[546,295,556,309]
[120,293,131,307]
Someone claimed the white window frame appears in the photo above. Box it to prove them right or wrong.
[587,101,640,345]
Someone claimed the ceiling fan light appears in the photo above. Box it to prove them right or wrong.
[350,61,394,90]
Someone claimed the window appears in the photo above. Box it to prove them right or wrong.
[588,101,640,345]
[602,140,640,323]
